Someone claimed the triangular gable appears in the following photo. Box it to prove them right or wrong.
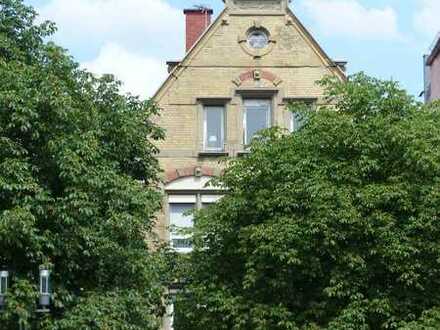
[286,7,346,81]
[153,6,345,102]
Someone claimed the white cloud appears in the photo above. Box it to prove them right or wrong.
[302,0,401,40]
[38,0,184,56]
[39,0,184,49]
[82,43,167,98]
[413,0,440,37]
[37,0,184,98]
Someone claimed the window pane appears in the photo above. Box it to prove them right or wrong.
[245,100,270,143]
[290,102,314,132]
[0,276,7,294]
[172,238,192,249]
[170,204,194,228]
[169,203,195,252]
[41,277,48,294]
[205,106,224,150]
[292,112,305,132]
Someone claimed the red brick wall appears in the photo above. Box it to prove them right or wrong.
[431,55,440,101]
[184,10,212,52]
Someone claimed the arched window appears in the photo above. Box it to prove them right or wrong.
[165,176,223,253]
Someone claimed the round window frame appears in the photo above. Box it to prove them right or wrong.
[247,29,269,49]
[239,26,275,58]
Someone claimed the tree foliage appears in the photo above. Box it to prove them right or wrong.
[0,1,168,328]
[176,73,440,329]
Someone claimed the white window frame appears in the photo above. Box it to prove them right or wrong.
[243,99,272,145]
[287,99,316,133]
[168,193,223,254]
[290,111,305,132]
[203,105,225,152]
[169,201,196,254]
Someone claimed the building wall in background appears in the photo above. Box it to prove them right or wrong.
[425,33,440,102]
[430,53,440,101]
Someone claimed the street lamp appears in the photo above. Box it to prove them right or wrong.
[0,268,9,310]
[38,268,50,311]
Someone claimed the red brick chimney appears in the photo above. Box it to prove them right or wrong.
[184,8,213,52]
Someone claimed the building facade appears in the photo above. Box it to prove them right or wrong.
[424,33,440,102]
[153,0,346,328]
[153,0,345,249]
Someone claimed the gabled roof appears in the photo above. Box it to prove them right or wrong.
[427,33,440,66]
[285,7,346,80]
[152,5,346,102]
[153,8,227,102]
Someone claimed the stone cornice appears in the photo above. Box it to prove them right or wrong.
[223,0,289,13]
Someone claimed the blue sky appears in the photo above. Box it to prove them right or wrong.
[24,0,440,99]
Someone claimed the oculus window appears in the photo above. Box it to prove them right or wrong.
[247,29,269,49]
[203,106,225,151]
[244,99,271,144]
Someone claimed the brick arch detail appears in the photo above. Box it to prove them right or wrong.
[233,69,283,87]
[165,166,215,184]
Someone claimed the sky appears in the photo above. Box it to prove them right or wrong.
[23,0,440,99]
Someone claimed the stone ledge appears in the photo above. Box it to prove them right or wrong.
[198,151,229,157]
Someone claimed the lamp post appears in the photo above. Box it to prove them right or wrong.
[0,268,9,311]
[38,268,51,312]
[0,265,52,318]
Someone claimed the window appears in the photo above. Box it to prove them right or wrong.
[247,29,269,49]
[244,99,271,144]
[0,271,8,295]
[291,112,306,132]
[203,106,225,151]
[169,203,195,253]
[168,192,223,253]
[289,101,316,132]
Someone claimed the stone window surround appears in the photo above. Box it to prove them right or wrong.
[168,195,221,253]
[203,105,226,152]
[165,175,224,254]
[190,92,323,157]
[238,22,276,58]
[196,97,231,156]
[235,88,278,145]
[283,97,318,133]
[195,89,284,155]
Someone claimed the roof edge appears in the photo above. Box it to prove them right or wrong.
[286,7,346,81]
[153,6,346,101]
[152,8,227,101]
[427,34,440,66]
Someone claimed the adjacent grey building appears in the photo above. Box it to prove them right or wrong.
[424,33,440,102]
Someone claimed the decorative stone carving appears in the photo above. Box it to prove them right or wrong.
[165,166,216,184]
[232,78,242,87]
[233,69,283,87]
[285,17,293,26]
[232,0,283,10]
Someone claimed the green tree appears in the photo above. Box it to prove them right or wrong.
[0,0,169,328]
[176,73,440,329]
